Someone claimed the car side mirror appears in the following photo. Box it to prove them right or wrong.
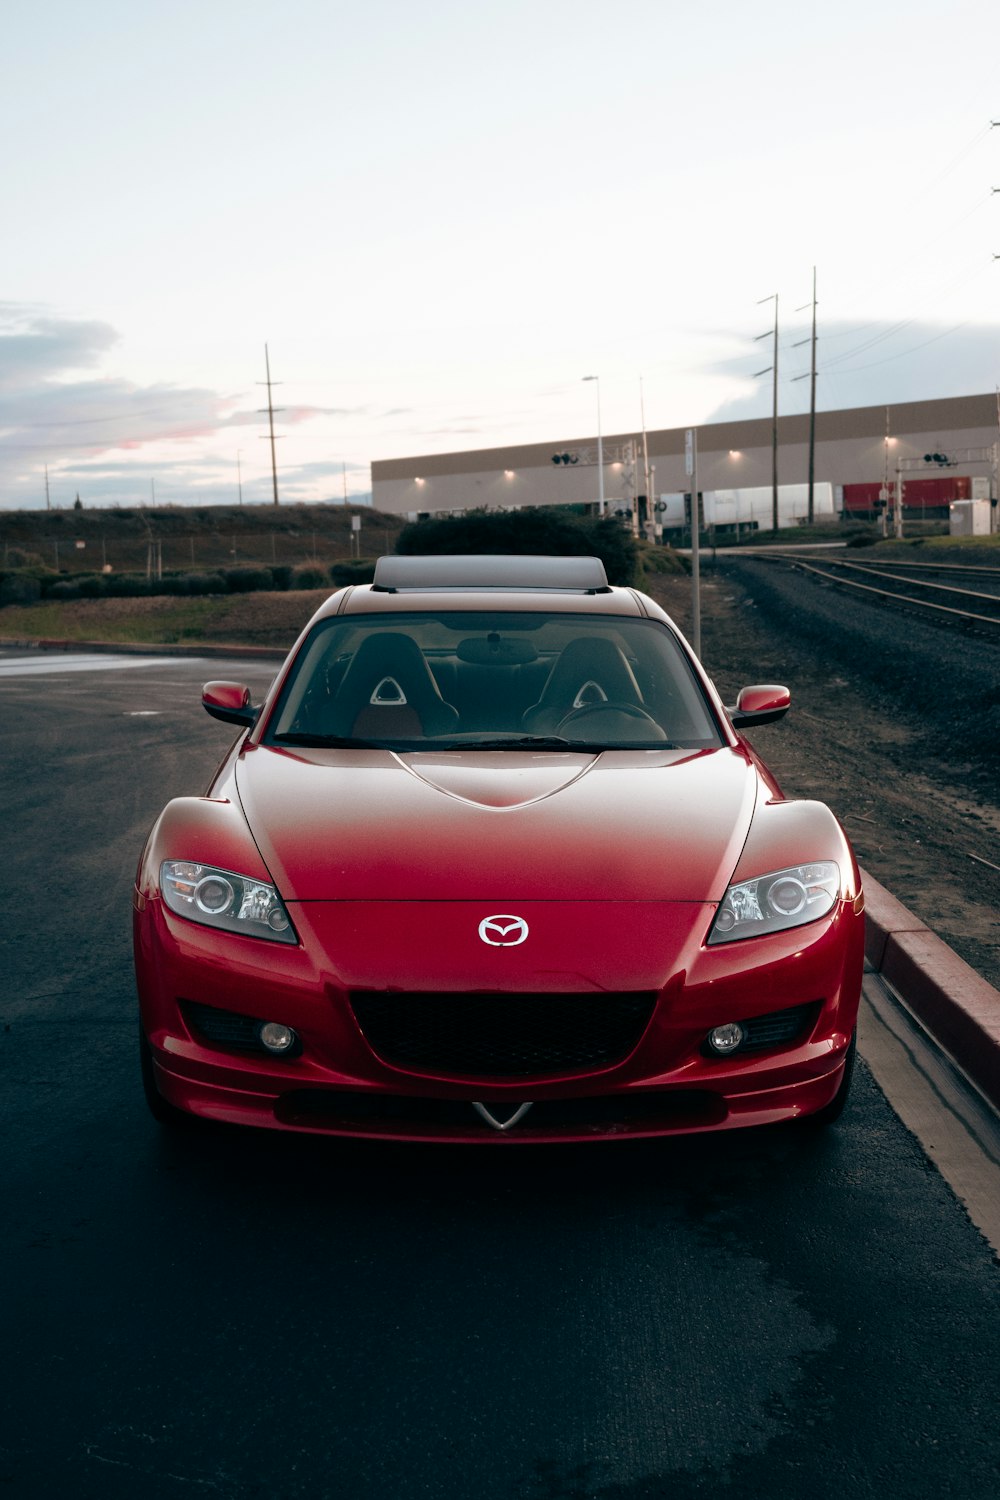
[727,684,790,729]
[202,681,258,727]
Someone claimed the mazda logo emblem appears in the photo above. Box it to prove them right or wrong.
[478,914,529,947]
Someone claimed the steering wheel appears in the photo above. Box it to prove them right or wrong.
[556,701,665,738]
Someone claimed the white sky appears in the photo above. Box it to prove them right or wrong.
[2,0,998,508]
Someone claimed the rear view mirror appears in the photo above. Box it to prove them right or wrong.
[202,681,258,728]
[727,684,790,729]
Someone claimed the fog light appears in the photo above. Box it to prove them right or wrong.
[707,1022,746,1055]
[258,1021,297,1055]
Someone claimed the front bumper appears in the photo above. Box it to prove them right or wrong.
[134,894,864,1140]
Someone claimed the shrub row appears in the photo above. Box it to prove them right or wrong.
[395,508,639,586]
[0,560,378,608]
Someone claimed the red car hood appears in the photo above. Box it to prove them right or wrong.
[234,745,758,903]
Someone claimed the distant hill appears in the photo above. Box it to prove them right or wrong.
[0,502,406,575]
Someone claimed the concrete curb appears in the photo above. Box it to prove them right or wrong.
[0,637,288,661]
[862,868,1000,1111]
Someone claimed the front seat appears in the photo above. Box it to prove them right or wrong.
[521,637,643,735]
[333,633,459,739]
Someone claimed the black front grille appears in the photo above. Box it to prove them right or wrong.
[740,1002,819,1052]
[181,1000,263,1053]
[349,991,657,1079]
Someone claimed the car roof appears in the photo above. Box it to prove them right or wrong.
[307,555,664,623]
[372,554,610,592]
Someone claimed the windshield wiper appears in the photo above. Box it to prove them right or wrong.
[437,735,573,750]
[271,732,382,748]
[562,740,679,751]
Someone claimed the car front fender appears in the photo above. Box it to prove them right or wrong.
[135,796,275,903]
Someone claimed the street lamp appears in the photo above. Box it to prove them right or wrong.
[582,375,605,516]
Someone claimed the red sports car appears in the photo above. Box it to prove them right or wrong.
[134,554,864,1140]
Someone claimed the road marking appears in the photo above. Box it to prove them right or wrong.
[0,655,207,676]
[860,970,1000,1252]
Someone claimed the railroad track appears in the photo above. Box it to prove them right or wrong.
[747,551,1000,636]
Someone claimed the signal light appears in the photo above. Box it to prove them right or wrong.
[550,452,579,466]
[923,452,950,466]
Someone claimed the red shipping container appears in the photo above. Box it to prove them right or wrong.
[842,477,970,513]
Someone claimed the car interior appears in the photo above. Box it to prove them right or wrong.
[269,615,721,748]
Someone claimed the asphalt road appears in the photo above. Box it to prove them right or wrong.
[2,650,999,1500]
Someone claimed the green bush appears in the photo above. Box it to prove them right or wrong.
[224,566,274,593]
[104,574,153,598]
[292,565,329,590]
[329,559,377,586]
[4,548,46,569]
[184,572,228,595]
[77,575,108,598]
[271,564,293,591]
[636,543,688,579]
[0,573,43,606]
[394,508,638,586]
[45,579,81,601]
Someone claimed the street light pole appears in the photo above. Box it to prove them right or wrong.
[806,269,817,524]
[583,376,605,516]
[754,294,779,533]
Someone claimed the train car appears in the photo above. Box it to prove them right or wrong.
[656,483,835,535]
[842,477,972,519]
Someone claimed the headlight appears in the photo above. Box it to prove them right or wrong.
[160,861,297,944]
[708,861,840,945]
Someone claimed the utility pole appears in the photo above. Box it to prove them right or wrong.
[803,268,815,522]
[808,270,817,522]
[754,294,779,533]
[342,461,348,504]
[792,270,818,523]
[44,463,51,511]
[258,344,284,505]
[237,450,244,505]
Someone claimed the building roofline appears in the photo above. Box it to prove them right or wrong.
[371,391,1000,480]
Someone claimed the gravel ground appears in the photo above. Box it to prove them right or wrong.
[646,560,1000,992]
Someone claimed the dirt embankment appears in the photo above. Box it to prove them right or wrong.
[647,564,1000,992]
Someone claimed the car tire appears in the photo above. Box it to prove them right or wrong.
[139,1023,191,1128]
[803,1029,857,1128]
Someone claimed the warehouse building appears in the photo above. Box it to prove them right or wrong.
[371,391,999,534]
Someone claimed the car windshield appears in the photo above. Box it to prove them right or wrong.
[266,611,723,751]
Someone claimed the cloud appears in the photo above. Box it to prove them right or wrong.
[0,308,353,508]
[705,321,1000,424]
[0,306,118,391]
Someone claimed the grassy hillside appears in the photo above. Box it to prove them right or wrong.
[0,502,405,575]
[0,589,330,648]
